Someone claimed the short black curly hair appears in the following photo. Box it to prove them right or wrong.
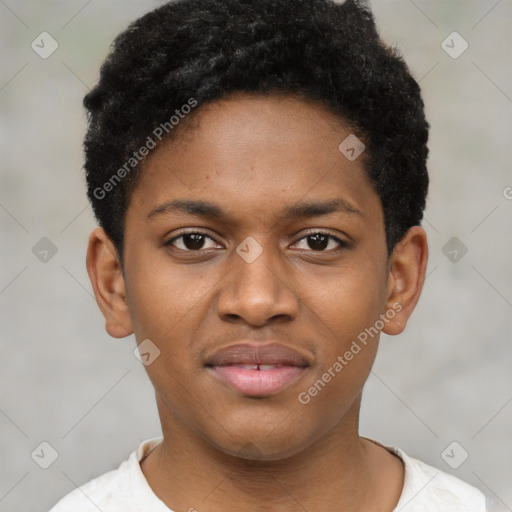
[83,0,429,260]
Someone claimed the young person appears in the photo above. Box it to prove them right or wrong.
[49,0,491,510]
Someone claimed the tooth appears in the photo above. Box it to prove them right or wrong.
[238,364,258,370]
[258,365,276,370]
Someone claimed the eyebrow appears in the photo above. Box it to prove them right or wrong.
[147,198,362,221]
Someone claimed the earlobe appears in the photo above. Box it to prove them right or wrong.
[382,226,428,336]
[86,227,133,338]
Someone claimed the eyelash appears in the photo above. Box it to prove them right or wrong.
[165,230,349,253]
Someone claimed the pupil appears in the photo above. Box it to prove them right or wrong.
[184,233,205,250]
[308,234,328,251]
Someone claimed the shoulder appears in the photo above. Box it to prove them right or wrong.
[49,466,128,511]
[393,445,487,511]
[48,438,169,512]
[363,437,487,511]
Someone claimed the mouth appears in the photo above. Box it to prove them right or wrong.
[205,343,310,397]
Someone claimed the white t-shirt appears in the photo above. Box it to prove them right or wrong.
[48,437,494,511]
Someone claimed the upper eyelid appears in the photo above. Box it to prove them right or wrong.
[167,229,218,243]
[291,230,345,243]
[166,231,219,248]
[290,233,348,250]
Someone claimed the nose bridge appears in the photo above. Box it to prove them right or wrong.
[216,236,298,325]
[237,239,280,290]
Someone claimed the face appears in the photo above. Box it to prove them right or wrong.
[89,94,426,461]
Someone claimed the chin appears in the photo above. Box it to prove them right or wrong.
[205,416,318,463]
[218,438,309,463]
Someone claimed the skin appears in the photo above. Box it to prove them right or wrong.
[87,94,428,512]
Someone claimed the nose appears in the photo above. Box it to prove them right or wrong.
[216,243,299,327]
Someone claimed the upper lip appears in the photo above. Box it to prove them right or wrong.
[206,342,310,367]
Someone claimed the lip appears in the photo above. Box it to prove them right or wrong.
[206,342,310,397]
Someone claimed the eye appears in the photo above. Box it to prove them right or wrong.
[166,231,222,251]
[292,232,348,252]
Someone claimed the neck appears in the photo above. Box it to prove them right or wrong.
[140,393,403,512]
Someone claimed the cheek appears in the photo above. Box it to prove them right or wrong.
[124,248,213,339]
[305,259,388,344]
[297,273,383,419]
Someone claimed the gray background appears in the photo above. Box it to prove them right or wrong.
[1,1,511,511]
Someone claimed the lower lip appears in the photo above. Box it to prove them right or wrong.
[209,365,306,396]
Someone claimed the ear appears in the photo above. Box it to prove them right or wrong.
[382,226,428,336]
[86,227,133,338]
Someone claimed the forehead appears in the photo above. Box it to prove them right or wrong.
[128,94,381,226]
